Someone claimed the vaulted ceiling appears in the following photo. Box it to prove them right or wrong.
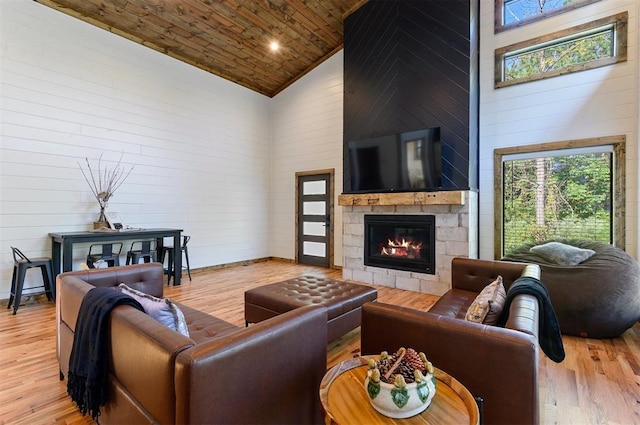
[36,0,367,97]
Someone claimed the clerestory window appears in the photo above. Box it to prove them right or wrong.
[495,12,627,88]
[496,0,602,33]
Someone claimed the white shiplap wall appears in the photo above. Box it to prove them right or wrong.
[1,0,638,300]
[478,0,639,259]
[0,1,272,298]
[270,52,344,266]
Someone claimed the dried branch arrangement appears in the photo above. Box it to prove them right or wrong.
[78,152,134,221]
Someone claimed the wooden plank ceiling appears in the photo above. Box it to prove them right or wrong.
[36,0,367,97]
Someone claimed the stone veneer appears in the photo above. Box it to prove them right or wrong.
[342,191,478,296]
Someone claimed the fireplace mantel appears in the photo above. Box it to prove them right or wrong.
[338,191,465,207]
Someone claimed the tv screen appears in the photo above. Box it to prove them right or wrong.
[345,128,441,193]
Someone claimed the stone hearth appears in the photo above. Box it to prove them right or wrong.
[341,191,477,296]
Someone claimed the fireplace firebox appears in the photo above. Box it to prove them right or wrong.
[364,215,435,274]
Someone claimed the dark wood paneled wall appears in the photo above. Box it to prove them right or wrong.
[343,0,479,191]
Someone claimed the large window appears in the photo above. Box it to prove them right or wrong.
[494,136,625,258]
[496,0,602,32]
[495,12,627,88]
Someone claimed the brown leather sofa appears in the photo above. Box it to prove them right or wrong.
[56,263,328,424]
[361,258,541,425]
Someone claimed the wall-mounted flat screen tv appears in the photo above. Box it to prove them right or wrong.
[345,128,441,193]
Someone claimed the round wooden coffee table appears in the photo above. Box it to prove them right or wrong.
[320,357,479,424]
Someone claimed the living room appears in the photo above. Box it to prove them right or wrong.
[1,0,638,293]
[1,0,639,423]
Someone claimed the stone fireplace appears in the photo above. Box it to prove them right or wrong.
[340,191,478,296]
[364,214,435,274]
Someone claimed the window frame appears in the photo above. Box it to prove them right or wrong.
[494,12,628,89]
[493,135,626,259]
[495,0,602,33]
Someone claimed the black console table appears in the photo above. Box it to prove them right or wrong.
[49,228,183,285]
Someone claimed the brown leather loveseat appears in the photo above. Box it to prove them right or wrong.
[361,258,542,425]
[57,263,328,424]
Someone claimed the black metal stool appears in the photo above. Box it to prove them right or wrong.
[86,242,122,268]
[125,240,156,265]
[8,246,55,314]
[161,235,192,285]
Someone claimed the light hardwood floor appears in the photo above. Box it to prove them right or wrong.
[1,260,638,424]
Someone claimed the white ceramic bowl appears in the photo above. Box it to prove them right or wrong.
[364,369,437,419]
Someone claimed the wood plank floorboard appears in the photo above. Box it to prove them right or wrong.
[0,260,638,424]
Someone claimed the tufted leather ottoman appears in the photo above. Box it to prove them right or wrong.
[244,276,378,342]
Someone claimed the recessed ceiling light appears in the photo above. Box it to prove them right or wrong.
[270,41,279,51]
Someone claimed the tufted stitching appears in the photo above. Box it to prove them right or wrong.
[245,276,377,320]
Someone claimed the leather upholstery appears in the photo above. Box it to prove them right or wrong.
[244,275,378,341]
[57,263,328,424]
[175,306,328,424]
[361,258,541,425]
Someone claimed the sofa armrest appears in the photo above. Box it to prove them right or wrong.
[505,293,539,339]
[58,276,94,334]
[175,305,328,425]
[57,275,95,378]
[521,264,541,279]
[109,306,195,425]
[361,302,539,425]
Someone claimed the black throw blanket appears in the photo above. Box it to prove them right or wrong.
[67,287,143,420]
[498,276,566,363]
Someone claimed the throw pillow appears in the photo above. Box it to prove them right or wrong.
[465,276,506,325]
[117,284,189,337]
[529,241,596,265]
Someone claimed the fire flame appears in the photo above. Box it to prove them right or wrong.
[381,238,422,258]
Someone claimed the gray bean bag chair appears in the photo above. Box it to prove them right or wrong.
[503,239,640,338]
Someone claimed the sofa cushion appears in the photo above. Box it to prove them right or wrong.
[176,303,240,344]
[428,289,477,319]
[464,276,506,325]
[118,283,189,337]
[529,241,595,265]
